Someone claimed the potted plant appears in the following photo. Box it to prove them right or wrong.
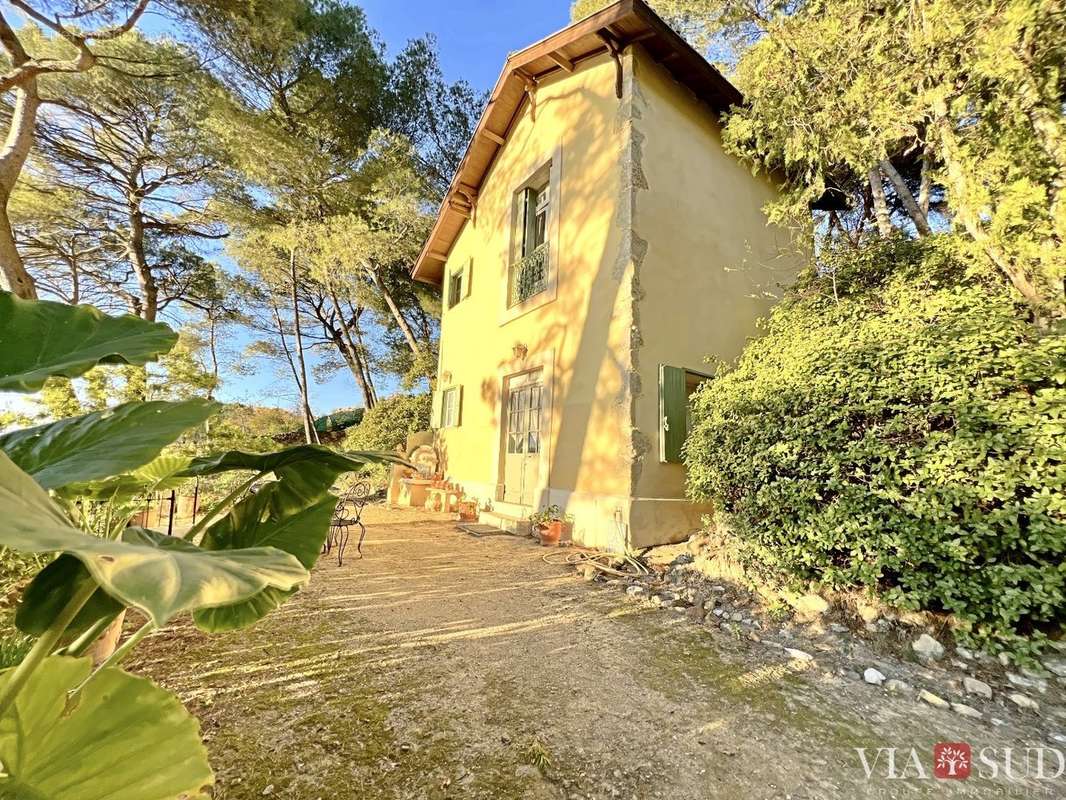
[528,504,574,547]
[457,499,478,522]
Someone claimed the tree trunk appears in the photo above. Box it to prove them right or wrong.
[918,149,931,218]
[207,314,219,401]
[270,299,318,438]
[289,248,319,444]
[68,249,80,305]
[934,117,1046,314]
[368,267,420,356]
[879,159,932,236]
[0,77,40,299]
[126,199,157,321]
[868,167,893,237]
[327,288,375,409]
[348,304,378,406]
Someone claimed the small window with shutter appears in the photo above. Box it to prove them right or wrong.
[447,270,463,309]
[659,365,712,463]
[446,260,472,310]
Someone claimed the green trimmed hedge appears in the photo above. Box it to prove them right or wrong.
[685,238,1065,652]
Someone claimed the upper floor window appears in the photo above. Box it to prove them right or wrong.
[446,259,471,310]
[509,165,551,307]
[447,269,463,309]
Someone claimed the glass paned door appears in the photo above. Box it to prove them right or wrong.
[503,372,543,506]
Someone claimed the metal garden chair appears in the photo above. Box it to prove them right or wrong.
[323,481,370,565]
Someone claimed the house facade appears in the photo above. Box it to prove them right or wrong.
[411,0,805,551]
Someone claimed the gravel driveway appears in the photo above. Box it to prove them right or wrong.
[130,507,1050,799]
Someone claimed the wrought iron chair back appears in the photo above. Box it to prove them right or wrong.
[322,481,371,565]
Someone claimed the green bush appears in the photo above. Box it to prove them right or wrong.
[686,237,1066,652]
[343,393,432,480]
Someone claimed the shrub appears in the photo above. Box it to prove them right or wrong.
[686,237,1066,652]
[343,393,432,480]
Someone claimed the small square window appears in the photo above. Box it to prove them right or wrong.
[440,386,461,428]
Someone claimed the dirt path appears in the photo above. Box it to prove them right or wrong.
[131,508,1050,799]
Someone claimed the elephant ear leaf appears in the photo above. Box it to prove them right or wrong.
[15,555,123,636]
[0,400,218,490]
[178,443,410,479]
[0,293,177,392]
[2,452,309,628]
[192,479,337,633]
[0,657,213,800]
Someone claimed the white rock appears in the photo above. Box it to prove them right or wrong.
[863,668,886,686]
[956,646,974,660]
[784,648,815,662]
[1048,733,1066,746]
[856,602,880,623]
[951,702,983,719]
[1007,672,1048,694]
[998,652,1011,667]
[1008,693,1039,711]
[884,679,912,694]
[1041,656,1066,678]
[625,584,647,599]
[990,717,1006,727]
[919,690,950,708]
[963,676,992,700]
[792,593,829,616]
[912,634,945,662]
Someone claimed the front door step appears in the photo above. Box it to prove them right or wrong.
[478,510,532,536]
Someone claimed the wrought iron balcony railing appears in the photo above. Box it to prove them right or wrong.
[509,242,548,307]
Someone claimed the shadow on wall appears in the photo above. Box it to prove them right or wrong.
[456,81,633,540]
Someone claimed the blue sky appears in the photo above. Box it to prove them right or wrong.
[212,1,576,415]
[3,2,578,421]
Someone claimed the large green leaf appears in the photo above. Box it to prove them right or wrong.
[14,555,123,636]
[0,293,177,392]
[1,452,309,627]
[56,454,194,503]
[0,400,218,490]
[192,477,337,632]
[178,443,410,478]
[0,656,213,799]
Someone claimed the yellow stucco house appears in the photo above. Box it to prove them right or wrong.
[411,0,804,551]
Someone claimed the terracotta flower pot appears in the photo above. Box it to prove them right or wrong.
[540,521,563,547]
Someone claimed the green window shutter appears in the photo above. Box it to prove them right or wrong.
[521,187,538,257]
[462,259,473,299]
[659,365,687,464]
[455,384,464,427]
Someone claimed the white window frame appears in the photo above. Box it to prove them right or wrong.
[499,144,562,326]
[440,386,461,428]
